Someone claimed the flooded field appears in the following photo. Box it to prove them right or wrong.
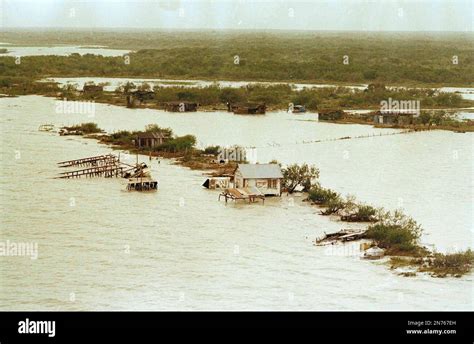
[0,44,131,57]
[0,95,472,310]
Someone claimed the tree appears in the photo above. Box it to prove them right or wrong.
[60,84,78,99]
[138,82,152,92]
[144,124,173,137]
[116,81,136,94]
[282,163,319,193]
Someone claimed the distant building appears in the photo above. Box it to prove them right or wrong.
[126,90,155,108]
[292,105,306,113]
[373,111,416,125]
[228,103,266,115]
[318,109,345,121]
[82,85,103,93]
[135,132,169,148]
[234,163,283,196]
[164,101,198,112]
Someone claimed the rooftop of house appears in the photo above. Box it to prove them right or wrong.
[236,163,283,179]
[136,132,169,139]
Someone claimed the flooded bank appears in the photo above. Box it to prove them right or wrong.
[44,76,474,101]
[0,95,472,310]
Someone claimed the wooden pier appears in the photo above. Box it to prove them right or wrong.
[56,154,157,194]
[57,164,125,179]
[57,154,119,168]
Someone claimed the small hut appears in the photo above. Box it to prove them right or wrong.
[292,105,306,113]
[318,109,345,121]
[373,111,416,125]
[126,90,155,108]
[234,163,283,196]
[82,85,103,93]
[163,101,198,112]
[135,132,169,149]
[228,103,266,115]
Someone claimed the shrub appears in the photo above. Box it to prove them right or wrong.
[156,134,196,153]
[341,203,378,222]
[307,184,339,204]
[66,122,102,134]
[104,130,137,146]
[365,210,423,255]
[203,145,220,156]
[425,250,474,277]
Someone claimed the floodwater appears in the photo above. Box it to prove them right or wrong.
[44,76,474,100]
[0,45,131,57]
[0,95,472,310]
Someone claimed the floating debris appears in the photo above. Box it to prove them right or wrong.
[362,246,385,260]
[38,124,55,132]
[59,128,83,136]
[315,229,367,246]
[202,177,230,189]
[126,177,158,191]
[219,187,265,204]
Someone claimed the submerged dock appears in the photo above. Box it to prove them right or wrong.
[57,154,119,168]
[57,164,125,179]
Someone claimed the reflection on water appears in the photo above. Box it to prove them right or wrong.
[0,96,472,310]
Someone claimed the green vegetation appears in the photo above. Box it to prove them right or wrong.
[64,122,102,134]
[341,198,378,222]
[1,30,473,86]
[421,250,474,277]
[144,124,172,137]
[150,84,473,110]
[389,250,474,277]
[307,184,345,215]
[282,163,320,193]
[365,210,424,256]
[203,145,221,155]
[156,135,196,153]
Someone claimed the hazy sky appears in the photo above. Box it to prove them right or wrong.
[1,0,472,31]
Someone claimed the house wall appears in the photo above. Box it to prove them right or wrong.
[234,171,244,188]
[234,169,281,196]
[137,138,163,148]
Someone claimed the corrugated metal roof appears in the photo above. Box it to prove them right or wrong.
[237,164,283,179]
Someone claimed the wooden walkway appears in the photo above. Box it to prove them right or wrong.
[57,164,125,179]
[56,155,150,180]
[57,154,118,168]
